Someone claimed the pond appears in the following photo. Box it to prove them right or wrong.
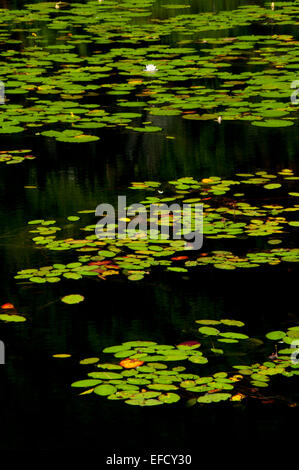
[0,0,298,459]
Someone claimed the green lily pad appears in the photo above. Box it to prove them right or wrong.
[219,332,249,340]
[61,294,85,304]
[252,120,294,128]
[71,379,102,388]
[197,393,231,403]
[198,327,220,336]
[264,184,282,190]
[0,314,26,322]
[158,393,180,403]
[93,384,117,396]
[79,357,100,365]
[266,331,286,340]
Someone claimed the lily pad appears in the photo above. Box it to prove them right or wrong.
[93,384,117,396]
[61,294,85,304]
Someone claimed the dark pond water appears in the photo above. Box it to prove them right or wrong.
[0,0,298,460]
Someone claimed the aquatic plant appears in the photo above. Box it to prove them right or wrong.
[0,0,299,143]
[143,64,158,72]
[70,320,299,406]
[14,170,299,284]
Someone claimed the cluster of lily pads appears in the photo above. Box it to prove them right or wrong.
[70,319,299,406]
[14,170,299,283]
[0,149,35,164]
[0,303,26,322]
[0,1,299,142]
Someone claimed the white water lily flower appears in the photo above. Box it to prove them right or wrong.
[144,64,158,72]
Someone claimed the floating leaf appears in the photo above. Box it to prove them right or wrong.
[53,354,71,358]
[264,184,282,190]
[252,120,294,128]
[93,384,117,396]
[219,332,249,340]
[61,294,85,304]
[266,331,286,340]
[0,314,26,322]
[158,393,180,403]
[221,319,245,327]
[197,393,231,403]
[148,384,178,391]
[71,379,102,388]
[79,357,100,365]
[88,372,123,380]
[125,398,163,406]
[196,320,221,325]
[198,327,220,336]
